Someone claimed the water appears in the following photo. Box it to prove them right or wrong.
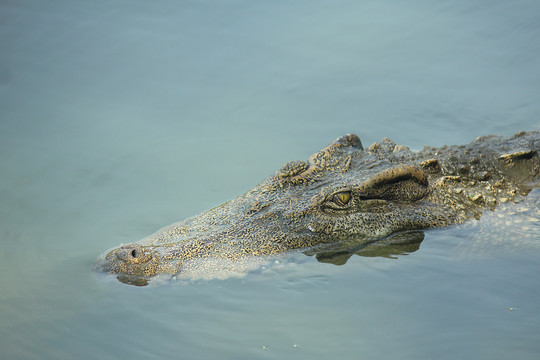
[1,0,539,359]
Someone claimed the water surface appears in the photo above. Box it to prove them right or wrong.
[1,1,539,359]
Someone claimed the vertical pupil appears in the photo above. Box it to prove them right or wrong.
[335,192,351,205]
[131,249,138,258]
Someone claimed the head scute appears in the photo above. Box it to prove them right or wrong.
[274,159,318,186]
[308,134,362,173]
[275,134,363,185]
[276,160,310,179]
[334,134,363,150]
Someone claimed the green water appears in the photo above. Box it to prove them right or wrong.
[1,1,539,359]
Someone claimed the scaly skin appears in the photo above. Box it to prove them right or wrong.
[94,131,539,285]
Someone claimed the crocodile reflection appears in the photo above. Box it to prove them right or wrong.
[94,131,539,286]
[306,230,425,266]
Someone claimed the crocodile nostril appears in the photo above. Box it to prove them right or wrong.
[113,245,152,264]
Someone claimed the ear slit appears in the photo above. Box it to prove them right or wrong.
[358,195,380,201]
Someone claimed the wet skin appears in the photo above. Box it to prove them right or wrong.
[94,131,539,285]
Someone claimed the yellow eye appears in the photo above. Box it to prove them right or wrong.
[333,191,352,206]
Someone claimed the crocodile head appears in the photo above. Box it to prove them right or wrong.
[94,132,539,285]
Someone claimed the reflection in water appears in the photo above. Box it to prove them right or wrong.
[117,275,149,287]
[307,231,424,265]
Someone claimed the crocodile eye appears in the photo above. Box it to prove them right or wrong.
[333,191,352,206]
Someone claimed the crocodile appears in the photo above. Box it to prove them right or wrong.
[94,131,539,286]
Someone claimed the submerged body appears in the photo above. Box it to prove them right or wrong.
[95,131,539,285]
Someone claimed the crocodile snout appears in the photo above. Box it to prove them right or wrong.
[94,242,183,286]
